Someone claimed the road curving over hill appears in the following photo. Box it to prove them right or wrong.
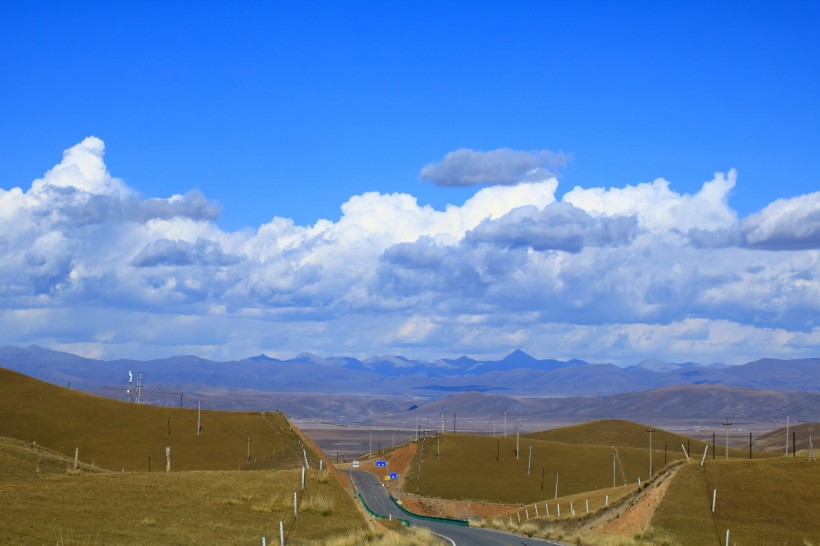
[352,470,561,546]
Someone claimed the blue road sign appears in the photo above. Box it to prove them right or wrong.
[376,460,387,467]
[389,472,398,480]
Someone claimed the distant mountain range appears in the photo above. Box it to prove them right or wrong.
[1,345,817,425]
[1,345,818,400]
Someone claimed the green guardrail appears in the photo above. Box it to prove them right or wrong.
[357,494,411,526]
[388,494,470,527]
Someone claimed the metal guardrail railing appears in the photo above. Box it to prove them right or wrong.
[388,494,470,527]
[357,494,411,526]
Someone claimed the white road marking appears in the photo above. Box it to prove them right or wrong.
[430,530,457,546]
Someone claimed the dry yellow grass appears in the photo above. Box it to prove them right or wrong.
[0,367,316,471]
[0,467,366,545]
[0,369,368,544]
[653,458,820,545]
[0,436,107,478]
[299,527,437,546]
[524,419,776,460]
[405,433,681,504]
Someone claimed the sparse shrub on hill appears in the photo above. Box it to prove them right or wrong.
[302,527,434,546]
[301,493,335,516]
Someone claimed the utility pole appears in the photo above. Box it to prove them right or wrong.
[197,400,201,434]
[647,426,654,478]
[527,445,532,475]
[504,412,507,438]
[722,418,732,460]
[246,432,252,462]
[785,416,790,456]
[440,412,444,434]
[612,447,616,487]
[179,392,183,408]
[453,413,456,435]
[516,425,520,459]
[554,472,559,499]
[370,427,372,454]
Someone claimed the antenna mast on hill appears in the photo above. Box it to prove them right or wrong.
[135,371,144,404]
[127,370,133,402]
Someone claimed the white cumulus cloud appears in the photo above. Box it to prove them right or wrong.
[420,148,566,187]
[0,137,817,364]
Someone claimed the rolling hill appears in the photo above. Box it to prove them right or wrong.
[0,368,370,545]
[0,367,317,472]
[754,421,820,453]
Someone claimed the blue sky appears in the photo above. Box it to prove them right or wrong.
[0,2,818,364]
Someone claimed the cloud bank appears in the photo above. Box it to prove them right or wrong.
[419,148,566,186]
[0,138,818,363]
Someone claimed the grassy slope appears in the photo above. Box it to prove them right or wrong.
[0,468,365,545]
[0,367,315,471]
[0,437,106,478]
[653,458,820,545]
[0,368,368,545]
[524,419,774,459]
[404,433,684,504]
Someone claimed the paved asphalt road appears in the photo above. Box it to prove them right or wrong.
[351,470,563,546]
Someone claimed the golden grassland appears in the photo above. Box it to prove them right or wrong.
[4,368,817,545]
[0,467,365,545]
[497,483,639,522]
[524,419,776,460]
[0,369,375,545]
[0,436,107,478]
[0,368,315,471]
[404,431,684,504]
[653,457,820,545]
